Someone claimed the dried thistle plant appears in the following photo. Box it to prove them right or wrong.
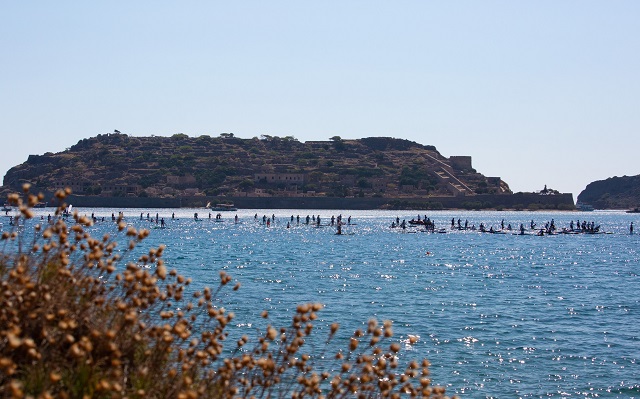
[0,186,456,399]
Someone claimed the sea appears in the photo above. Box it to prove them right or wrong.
[5,208,640,398]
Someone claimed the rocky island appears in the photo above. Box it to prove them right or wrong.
[2,133,574,210]
[577,175,640,210]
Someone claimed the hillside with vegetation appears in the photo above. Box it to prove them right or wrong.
[577,175,640,209]
[2,133,511,199]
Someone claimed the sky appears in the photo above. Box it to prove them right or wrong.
[1,1,639,199]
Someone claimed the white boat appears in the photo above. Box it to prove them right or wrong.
[576,202,594,212]
[210,203,238,211]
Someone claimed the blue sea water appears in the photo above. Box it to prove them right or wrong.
[7,208,640,398]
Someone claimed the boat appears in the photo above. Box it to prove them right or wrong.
[210,203,238,211]
[576,202,594,212]
[626,208,640,213]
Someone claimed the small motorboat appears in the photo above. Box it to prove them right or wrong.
[210,203,238,211]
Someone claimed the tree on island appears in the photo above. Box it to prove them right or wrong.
[330,135,345,151]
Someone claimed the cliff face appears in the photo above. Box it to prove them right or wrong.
[2,133,511,198]
[577,175,640,209]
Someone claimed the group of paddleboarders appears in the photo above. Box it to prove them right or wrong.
[208,212,224,220]
[387,215,635,236]
[38,211,127,225]
[392,215,439,231]
[568,219,600,233]
[252,213,352,232]
[140,212,171,226]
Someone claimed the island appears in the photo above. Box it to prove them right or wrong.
[577,175,640,210]
[2,133,574,210]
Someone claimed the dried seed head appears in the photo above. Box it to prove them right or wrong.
[49,372,62,383]
[157,265,167,280]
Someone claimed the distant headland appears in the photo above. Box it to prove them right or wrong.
[2,133,574,210]
[577,174,640,210]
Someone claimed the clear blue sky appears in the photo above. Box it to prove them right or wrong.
[2,1,639,198]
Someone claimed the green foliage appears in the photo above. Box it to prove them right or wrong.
[85,186,102,195]
[327,184,348,197]
[399,166,437,189]
[303,184,318,192]
[384,200,444,210]
[461,201,494,210]
[101,153,123,166]
[238,179,254,191]
[139,173,163,189]
[196,170,227,187]
[358,167,383,177]
[331,138,345,151]
[196,134,212,141]
[357,178,372,189]
[172,133,189,140]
